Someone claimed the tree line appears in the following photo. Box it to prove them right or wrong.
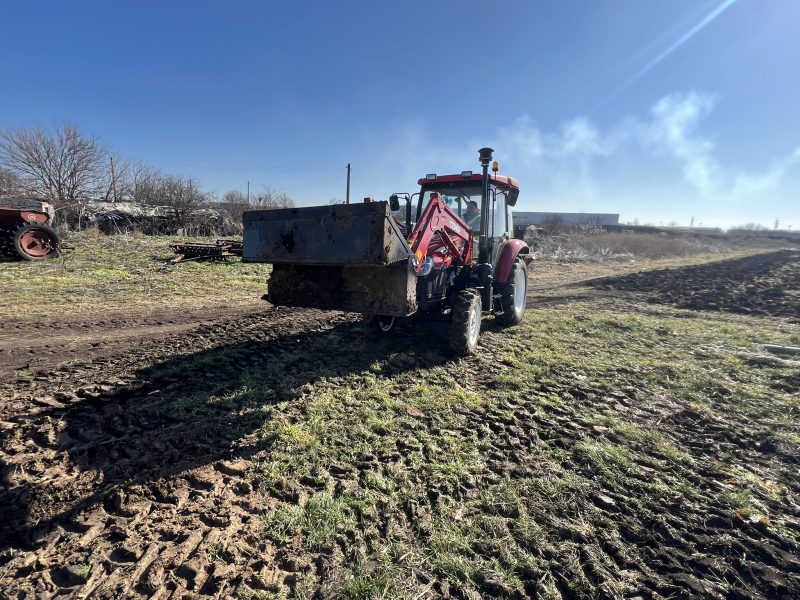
[0,124,293,229]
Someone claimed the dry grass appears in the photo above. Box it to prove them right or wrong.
[528,231,729,261]
[0,231,269,318]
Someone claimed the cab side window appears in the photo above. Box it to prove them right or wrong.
[491,190,508,238]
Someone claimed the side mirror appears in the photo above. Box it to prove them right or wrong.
[506,188,520,206]
[389,194,400,211]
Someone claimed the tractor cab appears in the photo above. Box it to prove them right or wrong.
[390,164,520,270]
[415,172,519,266]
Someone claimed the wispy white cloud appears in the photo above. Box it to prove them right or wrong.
[496,116,544,168]
[559,118,610,160]
[356,90,798,226]
[643,91,719,194]
[494,90,796,202]
[731,147,800,196]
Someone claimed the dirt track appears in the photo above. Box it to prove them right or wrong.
[1,250,799,599]
[1,306,359,597]
[590,249,800,320]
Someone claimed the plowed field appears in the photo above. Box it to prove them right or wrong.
[1,246,799,599]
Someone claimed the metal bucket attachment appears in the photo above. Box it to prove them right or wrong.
[266,262,417,317]
[243,202,417,316]
[243,201,412,266]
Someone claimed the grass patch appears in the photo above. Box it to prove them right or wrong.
[0,231,270,317]
[263,492,357,550]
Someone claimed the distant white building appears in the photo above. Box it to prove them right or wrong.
[514,212,620,226]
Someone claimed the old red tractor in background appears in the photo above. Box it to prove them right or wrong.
[243,148,531,355]
[0,198,61,260]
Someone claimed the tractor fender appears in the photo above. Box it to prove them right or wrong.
[21,211,49,224]
[494,239,531,284]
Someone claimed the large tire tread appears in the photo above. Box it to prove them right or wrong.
[13,222,61,260]
[498,259,527,326]
[449,289,482,356]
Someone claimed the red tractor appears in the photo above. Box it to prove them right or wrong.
[243,148,531,355]
[0,199,61,260]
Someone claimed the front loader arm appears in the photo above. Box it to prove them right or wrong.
[406,194,473,271]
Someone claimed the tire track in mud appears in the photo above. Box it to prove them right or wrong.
[589,249,800,320]
[0,306,360,598]
[1,304,280,383]
[1,250,799,598]
[448,343,800,598]
[1,306,348,408]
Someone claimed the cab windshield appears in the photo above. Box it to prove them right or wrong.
[419,185,482,228]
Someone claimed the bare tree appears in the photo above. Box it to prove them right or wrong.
[158,175,209,228]
[0,168,24,197]
[100,154,138,203]
[253,186,294,209]
[222,189,250,224]
[128,164,164,205]
[0,124,106,207]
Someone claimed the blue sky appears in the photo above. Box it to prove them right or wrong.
[2,0,798,228]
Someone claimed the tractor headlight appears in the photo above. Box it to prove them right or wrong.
[417,256,434,277]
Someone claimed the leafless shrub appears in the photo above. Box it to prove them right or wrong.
[222,190,250,224]
[252,186,294,209]
[0,124,106,206]
[157,175,211,229]
[127,164,167,206]
[0,168,24,198]
[1,123,293,236]
[101,155,138,203]
[531,232,727,262]
[219,187,295,232]
[539,214,565,235]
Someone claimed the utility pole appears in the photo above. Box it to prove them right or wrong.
[111,156,117,202]
[105,155,118,203]
[345,163,351,204]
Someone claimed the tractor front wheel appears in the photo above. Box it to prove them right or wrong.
[498,259,527,325]
[363,314,397,334]
[375,315,396,332]
[449,289,482,356]
[13,223,61,261]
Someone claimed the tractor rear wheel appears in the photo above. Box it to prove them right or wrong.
[498,259,527,325]
[449,289,482,356]
[0,226,16,257]
[13,223,61,260]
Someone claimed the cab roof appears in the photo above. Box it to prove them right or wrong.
[417,173,520,190]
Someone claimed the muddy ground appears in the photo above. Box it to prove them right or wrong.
[1,250,799,599]
[590,250,800,320]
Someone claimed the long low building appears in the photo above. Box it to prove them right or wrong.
[514,212,620,226]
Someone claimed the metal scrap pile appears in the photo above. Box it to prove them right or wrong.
[75,202,236,236]
[169,239,244,263]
